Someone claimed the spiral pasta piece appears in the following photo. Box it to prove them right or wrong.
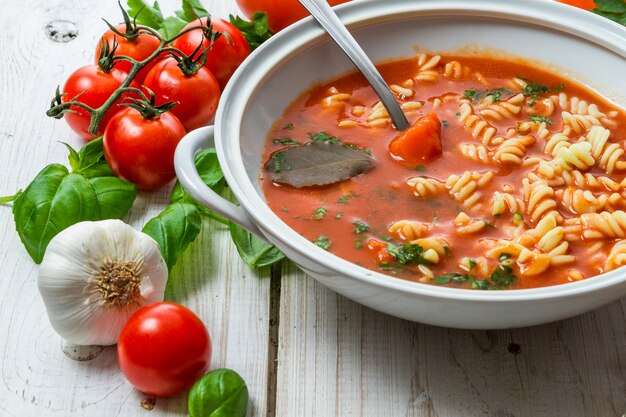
[555,188,604,214]
[388,220,429,241]
[411,237,450,259]
[443,61,471,80]
[551,92,616,127]
[492,192,525,217]
[459,143,490,164]
[478,93,525,121]
[453,212,487,235]
[523,179,562,223]
[457,102,499,145]
[582,125,626,174]
[605,240,626,271]
[492,135,536,165]
[562,111,601,135]
[446,171,495,209]
[322,87,350,111]
[406,177,445,198]
[414,53,441,82]
[580,211,626,239]
[543,133,571,157]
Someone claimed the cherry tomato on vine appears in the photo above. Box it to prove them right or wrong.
[236,0,352,33]
[95,24,161,84]
[173,18,250,88]
[62,65,139,140]
[143,57,221,132]
[103,106,186,189]
[117,302,212,397]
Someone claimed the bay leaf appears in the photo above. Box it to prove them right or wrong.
[265,142,374,188]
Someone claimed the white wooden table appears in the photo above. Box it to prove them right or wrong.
[0,1,625,416]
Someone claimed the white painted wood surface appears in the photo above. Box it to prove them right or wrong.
[0,1,625,417]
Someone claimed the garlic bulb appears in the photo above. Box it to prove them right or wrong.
[38,219,168,346]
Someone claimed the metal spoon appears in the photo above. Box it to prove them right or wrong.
[298,0,410,131]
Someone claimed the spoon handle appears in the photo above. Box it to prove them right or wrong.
[298,0,410,131]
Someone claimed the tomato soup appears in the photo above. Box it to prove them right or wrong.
[260,54,626,290]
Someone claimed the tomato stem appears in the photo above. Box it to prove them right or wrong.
[46,21,215,135]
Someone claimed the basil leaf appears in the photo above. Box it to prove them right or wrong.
[160,15,190,39]
[12,167,99,263]
[89,177,137,220]
[126,0,164,29]
[188,369,249,417]
[75,137,114,178]
[178,0,209,22]
[229,12,272,51]
[142,202,202,272]
[229,222,284,268]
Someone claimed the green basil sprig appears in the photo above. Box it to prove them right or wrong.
[126,0,210,38]
[170,148,284,269]
[1,139,136,263]
[188,369,249,417]
[142,202,202,272]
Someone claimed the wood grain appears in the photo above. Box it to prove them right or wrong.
[277,262,626,417]
[0,1,270,416]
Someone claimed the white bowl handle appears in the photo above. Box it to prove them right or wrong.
[174,126,264,238]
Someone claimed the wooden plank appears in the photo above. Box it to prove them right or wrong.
[0,1,270,416]
[277,261,626,417]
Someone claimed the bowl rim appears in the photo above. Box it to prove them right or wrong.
[215,0,626,302]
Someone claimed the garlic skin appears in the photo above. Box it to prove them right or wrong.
[38,219,168,346]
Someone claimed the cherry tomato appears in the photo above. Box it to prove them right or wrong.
[95,24,161,84]
[173,18,250,88]
[143,57,221,132]
[62,65,139,140]
[117,302,212,397]
[236,0,352,33]
[103,107,186,189]
[555,0,596,10]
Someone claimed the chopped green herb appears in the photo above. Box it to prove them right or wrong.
[521,79,565,99]
[282,207,289,213]
[441,120,449,127]
[427,199,442,208]
[471,280,492,290]
[530,115,553,125]
[463,87,513,103]
[455,112,461,117]
[308,131,341,144]
[354,240,364,249]
[352,219,370,234]
[283,123,294,130]
[468,259,477,270]
[494,213,501,219]
[386,243,431,265]
[272,152,287,172]
[313,236,331,250]
[413,165,426,172]
[463,88,478,100]
[432,272,473,285]
[335,211,343,219]
[363,148,372,156]
[490,264,516,287]
[444,246,452,257]
[499,253,512,261]
[337,194,358,204]
[272,138,300,145]
[528,101,536,107]
[513,211,524,224]
[313,207,327,219]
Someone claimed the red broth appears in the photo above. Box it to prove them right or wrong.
[260,54,626,290]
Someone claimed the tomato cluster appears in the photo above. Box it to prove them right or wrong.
[61,18,249,189]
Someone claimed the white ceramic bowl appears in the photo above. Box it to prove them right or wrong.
[175,0,626,329]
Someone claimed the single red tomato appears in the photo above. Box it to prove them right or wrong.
[117,302,212,397]
[143,57,221,132]
[173,18,250,88]
[103,107,186,189]
[95,24,161,84]
[555,0,596,10]
[236,0,352,33]
[62,65,139,140]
